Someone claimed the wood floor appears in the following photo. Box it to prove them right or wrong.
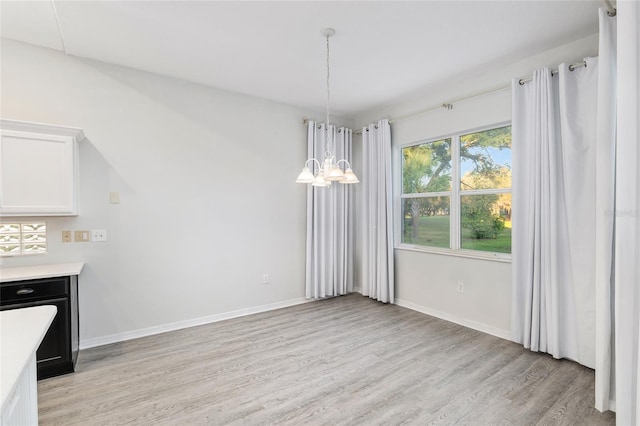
[38,294,615,425]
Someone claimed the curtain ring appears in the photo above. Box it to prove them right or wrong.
[519,79,526,86]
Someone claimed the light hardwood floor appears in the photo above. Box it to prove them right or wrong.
[38,294,615,425]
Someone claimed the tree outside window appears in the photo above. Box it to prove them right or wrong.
[401,125,511,254]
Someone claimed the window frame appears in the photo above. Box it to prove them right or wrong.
[395,121,512,262]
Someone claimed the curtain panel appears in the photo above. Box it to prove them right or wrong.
[613,1,640,423]
[361,119,394,303]
[511,58,599,368]
[513,7,640,416]
[594,7,617,413]
[305,122,354,299]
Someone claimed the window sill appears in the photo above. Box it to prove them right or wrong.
[395,244,512,263]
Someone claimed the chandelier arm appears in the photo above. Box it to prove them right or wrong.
[335,159,352,170]
[305,158,322,172]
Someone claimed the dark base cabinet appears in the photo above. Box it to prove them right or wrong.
[0,276,79,379]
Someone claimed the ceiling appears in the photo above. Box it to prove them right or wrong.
[0,1,602,117]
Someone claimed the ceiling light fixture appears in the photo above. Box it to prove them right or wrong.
[296,28,359,187]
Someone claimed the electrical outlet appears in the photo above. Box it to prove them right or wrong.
[92,229,107,242]
[457,282,464,294]
[75,230,90,242]
[62,230,72,243]
[263,274,269,284]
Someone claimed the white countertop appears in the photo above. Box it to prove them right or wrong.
[0,262,84,283]
[0,305,57,409]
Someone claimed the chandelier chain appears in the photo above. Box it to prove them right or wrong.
[325,33,333,158]
[326,33,330,129]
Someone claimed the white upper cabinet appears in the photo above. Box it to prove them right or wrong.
[0,119,85,216]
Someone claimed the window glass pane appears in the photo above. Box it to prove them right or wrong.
[461,193,512,253]
[460,126,512,190]
[402,138,451,193]
[402,197,450,248]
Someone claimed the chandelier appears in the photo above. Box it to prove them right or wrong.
[296,28,359,187]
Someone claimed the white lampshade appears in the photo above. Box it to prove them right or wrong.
[296,167,315,183]
[325,165,346,181]
[312,171,331,187]
[340,168,360,184]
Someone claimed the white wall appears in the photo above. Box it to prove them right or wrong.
[353,34,599,339]
[0,39,336,348]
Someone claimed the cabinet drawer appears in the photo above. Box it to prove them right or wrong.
[0,278,69,304]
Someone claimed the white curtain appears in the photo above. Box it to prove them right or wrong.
[594,7,617,413]
[305,121,354,299]
[614,1,640,423]
[361,119,394,303]
[511,57,599,368]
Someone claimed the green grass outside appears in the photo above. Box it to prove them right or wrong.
[403,215,512,253]
[403,215,451,248]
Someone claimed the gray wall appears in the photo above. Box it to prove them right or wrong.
[0,39,340,348]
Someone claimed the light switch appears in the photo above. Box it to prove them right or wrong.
[109,192,120,204]
[75,230,90,242]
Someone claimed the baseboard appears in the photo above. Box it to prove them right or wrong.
[394,298,512,341]
[80,297,312,350]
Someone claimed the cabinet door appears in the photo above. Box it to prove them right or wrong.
[0,128,78,216]
[0,120,84,216]
[35,298,70,369]
[0,298,71,379]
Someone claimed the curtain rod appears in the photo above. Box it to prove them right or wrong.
[301,82,506,131]
[386,59,587,126]
[518,60,587,85]
[301,84,511,133]
[604,0,617,16]
[387,84,510,125]
[301,118,351,128]
[302,58,589,133]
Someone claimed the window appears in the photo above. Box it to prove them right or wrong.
[0,223,47,256]
[402,138,452,248]
[400,124,512,256]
